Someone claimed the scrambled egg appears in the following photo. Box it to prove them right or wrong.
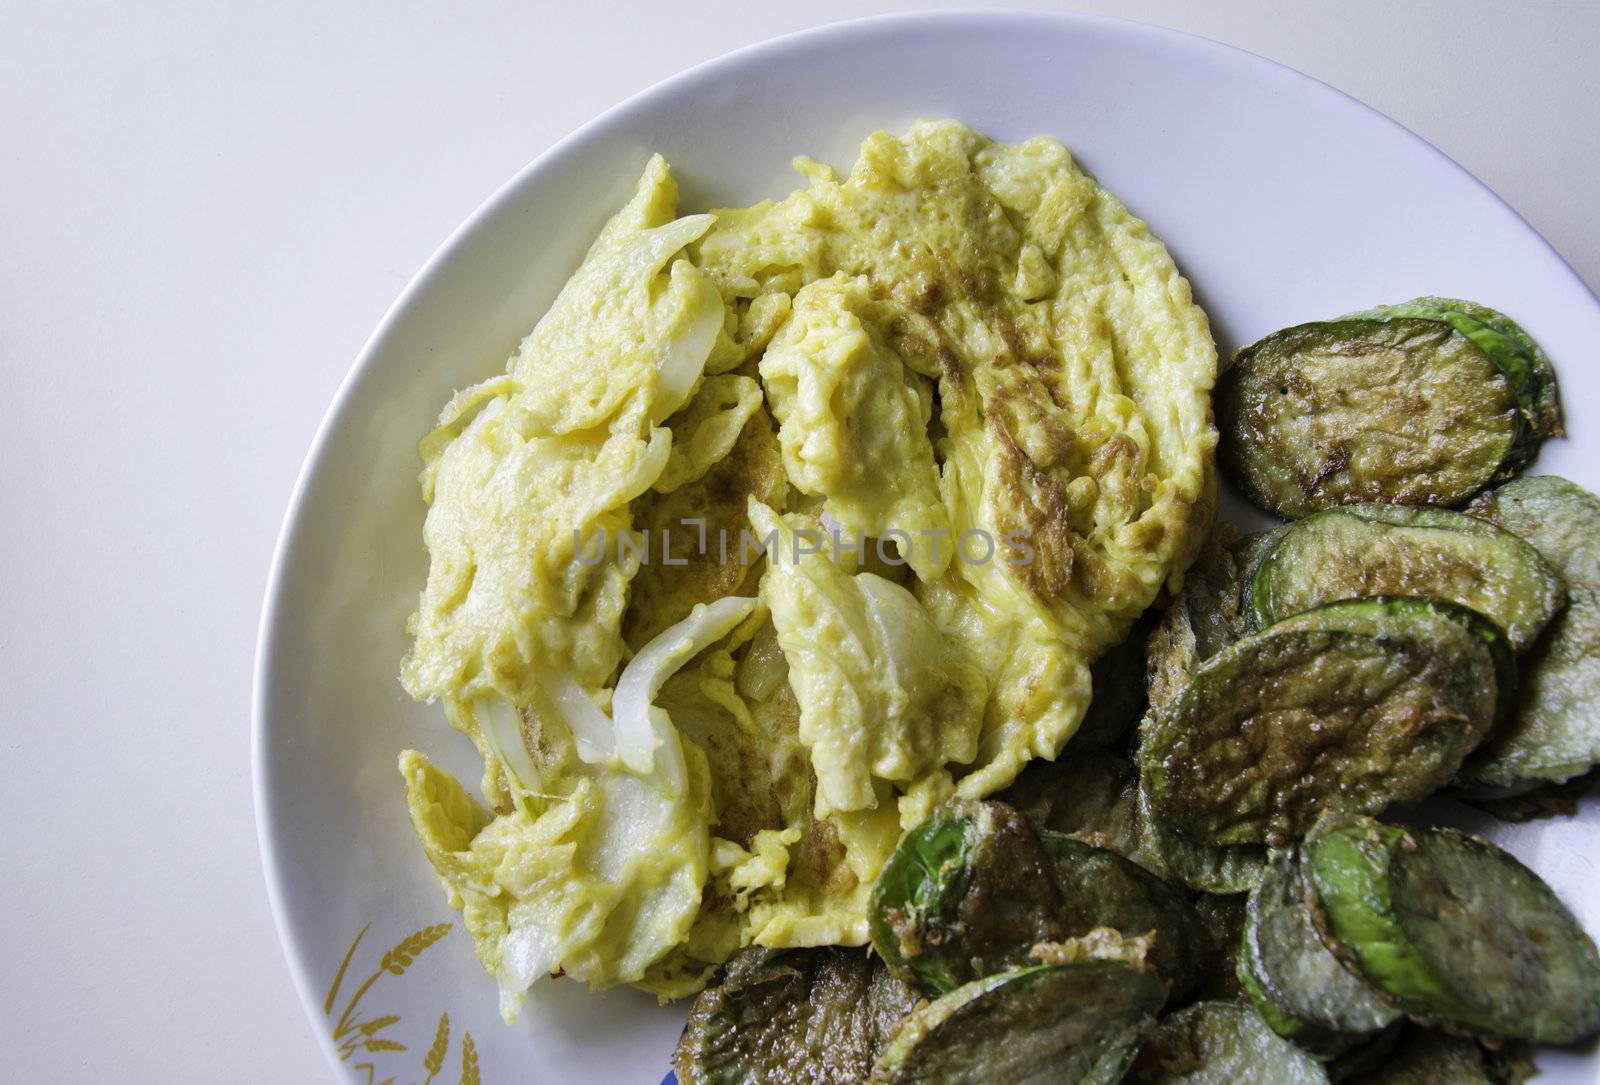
[399,122,1216,1018]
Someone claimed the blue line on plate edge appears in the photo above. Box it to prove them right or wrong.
[660,1073,677,1085]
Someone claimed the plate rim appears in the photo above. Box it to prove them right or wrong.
[251,9,1600,1078]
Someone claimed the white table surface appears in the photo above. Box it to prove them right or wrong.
[3,2,1596,1080]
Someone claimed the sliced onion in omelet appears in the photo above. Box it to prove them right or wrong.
[749,501,985,819]
[399,122,1218,1013]
[401,598,757,1020]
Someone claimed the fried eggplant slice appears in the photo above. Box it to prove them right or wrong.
[1303,814,1600,1043]
[1344,297,1562,454]
[1237,855,1400,1054]
[1462,475,1600,791]
[1144,525,1273,714]
[869,800,1066,995]
[1040,832,1216,1002]
[1217,317,1525,519]
[1136,527,1275,889]
[674,946,918,1085]
[1247,504,1564,652]
[1134,778,1268,894]
[999,751,1143,860]
[1130,1001,1328,1084]
[871,959,1165,1084]
[1279,595,1517,730]
[1139,600,1500,845]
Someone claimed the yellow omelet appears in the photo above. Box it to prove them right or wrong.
[398,121,1216,1019]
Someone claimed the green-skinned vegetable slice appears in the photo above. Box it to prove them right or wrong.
[1272,595,1517,730]
[870,959,1165,1084]
[1134,526,1273,889]
[869,800,1065,996]
[1130,1001,1328,1083]
[1344,297,1563,457]
[1217,317,1524,519]
[1468,473,1600,586]
[1247,504,1564,652]
[1139,601,1500,845]
[1144,524,1275,714]
[1134,777,1268,893]
[1238,855,1400,1054]
[1461,475,1600,792]
[674,946,918,1085]
[1303,814,1600,1043]
[1039,832,1215,1002]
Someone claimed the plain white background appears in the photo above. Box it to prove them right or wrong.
[2,2,1596,1080]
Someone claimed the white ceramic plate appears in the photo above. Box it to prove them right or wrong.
[255,11,1600,1082]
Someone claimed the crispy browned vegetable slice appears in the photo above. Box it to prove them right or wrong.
[999,751,1143,860]
[1274,595,1517,731]
[1303,814,1600,1043]
[1344,297,1563,455]
[1040,832,1215,1002]
[1130,1001,1328,1084]
[1134,778,1268,893]
[870,959,1165,1084]
[869,800,1065,996]
[1461,475,1600,792]
[674,946,918,1085]
[1139,600,1499,845]
[1136,527,1274,889]
[1217,317,1524,519]
[1144,525,1274,714]
[1247,504,1564,652]
[1237,855,1400,1054]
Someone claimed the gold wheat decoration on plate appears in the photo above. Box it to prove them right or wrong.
[323,922,482,1084]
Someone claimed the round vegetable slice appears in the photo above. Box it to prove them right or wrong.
[1130,1001,1328,1084]
[1134,778,1268,893]
[1237,855,1400,1054]
[1139,602,1499,845]
[1271,596,1517,730]
[1302,814,1600,1043]
[674,946,918,1085]
[1462,475,1600,791]
[1344,297,1562,455]
[869,800,1066,996]
[1145,525,1274,716]
[870,960,1165,1084]
[1217,317,1523,519]
[1247,504,1564,652]
[1040,832,1215,1002]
